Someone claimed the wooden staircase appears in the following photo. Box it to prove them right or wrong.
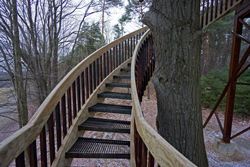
[65,64,132,160]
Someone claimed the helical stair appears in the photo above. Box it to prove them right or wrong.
[0,1,249,166]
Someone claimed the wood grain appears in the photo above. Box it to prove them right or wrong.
[131,30,196,167]
[201,0,248,29]
[0,26,147,166]
[53,59,132,167]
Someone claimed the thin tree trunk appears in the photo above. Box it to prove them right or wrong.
[12,0,28,127]
[102,0,105,46]
[205,31,210,74]
[142,1,208,166]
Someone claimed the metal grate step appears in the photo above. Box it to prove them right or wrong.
[98,92,131,100]
[106,83,131,88]
[88,103,132,114]
[121,68,131,72]
[65,137,130,159]
[113,75,131,79]
[79,117,130,133]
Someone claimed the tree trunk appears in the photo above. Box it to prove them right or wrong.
[142,1,208,166]
[102,0,105,46]
[12,0,28,127]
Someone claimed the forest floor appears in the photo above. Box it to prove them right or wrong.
[1,81,250,166]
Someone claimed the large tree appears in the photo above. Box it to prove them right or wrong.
[142,1,208,166]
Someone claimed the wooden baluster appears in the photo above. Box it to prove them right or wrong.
[29,140,37,167]
[103,53,106,78]
[134,122,139,167]
[211,0,214,21]
[116,45,118,68]
[138,136,143,167]
[93,61,97,89]
[100,56,103,82]
[81,72,85,106]
[67,88,72,127]
[85,68,89,99]
[201,0,205,28]
[55,103,61,149]
[16,152,25,167]
[89,64,93,94]
[215,0,218,18]
[61,95,67,137]
[72,81,77,118]
[125,40,127,60]
[113,47,116,70]
[206,0,209,25]
[96,59,99,85]
[133,36,135,53]
[119,43,121,65]
[142,141,147,167]
[131,37,133,58]
[225,0,228,10]
[220,0,223,14]
[77,76,81,111]
[148,151,155,167]
[122,42,124,63]
[106,51,109,75]
[40,127,47,167]
[109,49,112,73]
[48,113,55,164]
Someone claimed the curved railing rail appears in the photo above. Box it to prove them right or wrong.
[1,1,248,165]
[0,26,148,167]
[130,30,196,166]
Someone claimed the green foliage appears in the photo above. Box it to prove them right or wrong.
[235,69,250,114]
[59,22,102,70]
[113,24,121,40]
[201,66,250,114]
[119,13,132,25]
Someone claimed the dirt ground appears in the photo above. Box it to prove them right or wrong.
[1,81,250,166]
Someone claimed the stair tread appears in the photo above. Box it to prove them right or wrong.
[89,103,132,114]
[65,137,130,159]
[98,92,131,100]
[106,83,131,88]
[121,68,131,72]
[79,118,130,133]
[113,75,131,79]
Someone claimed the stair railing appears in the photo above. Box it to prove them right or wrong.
[0,26,148,167]
[130,29,196,167]
[200,0,248,29]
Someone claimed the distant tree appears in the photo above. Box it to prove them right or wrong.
[118,13,132,36]
[60,22,102,70]
[101,0,123,46]
[113,24,122,40]
[0,0,105,123]
[201,13,235,76]
[0,0,28,128]
[125,0,152,27]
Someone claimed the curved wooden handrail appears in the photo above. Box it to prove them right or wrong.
[130,30,196,166]
[0,26,148,167]
[1,1,248,163]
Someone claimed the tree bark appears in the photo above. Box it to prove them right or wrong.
[12,0,28,127]
[142,1,208,166]
[102,0,105,46]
